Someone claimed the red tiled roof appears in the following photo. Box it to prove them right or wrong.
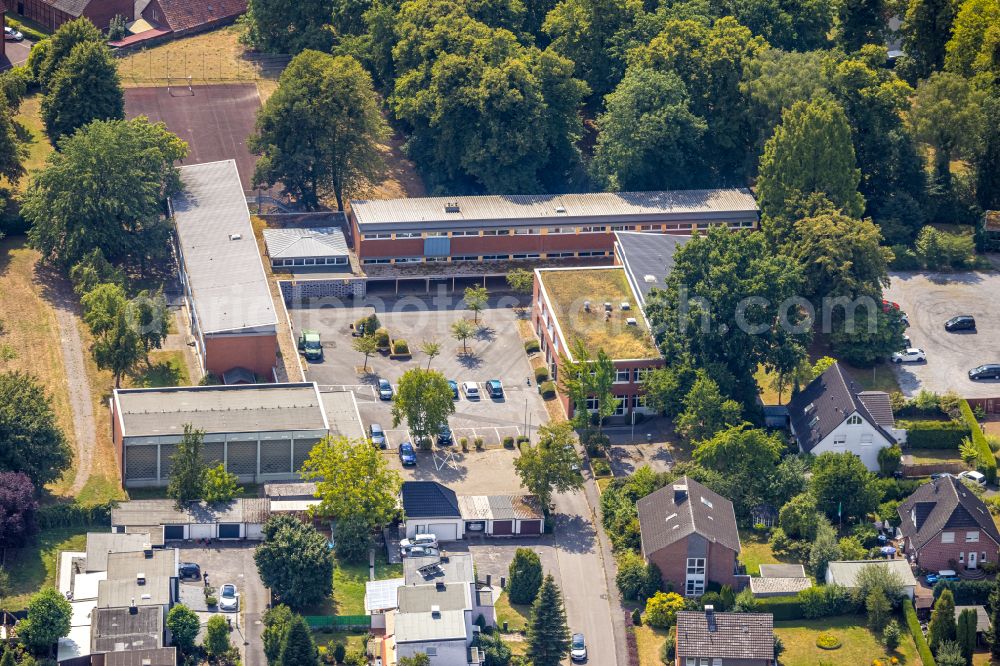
[157,0,246,32]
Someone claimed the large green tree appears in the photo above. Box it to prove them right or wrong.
[910,71,985,189]
[592,67,707,190]
[976,91,1000,211]
[508,547,544,605]
[675,372,743,442]
[391,368,456,445]
[837,0,886,51]
[300,435,401,527]
[0,371,71,487]
[41,40,124,142]
[526,574,571,666]
[729,0,834,50]
[278,615,319,666]
[692,425,783,516]
[903,0,958,78]
[944,0,1000,78]
[250,51,389,211]
[810,451,881,523]
[262,605,295,665]
[167,424,207,505]
[514,421,584,511]
[18,587,72,654]
[35,17,103,90]
[242,0,335,53]
[166,605,200,653]
[929,588,958,653]
[757,98,865,221]
[254,515,335,609]
[203,614,232,659]
[0,96,26,188]
[24,117,187,269]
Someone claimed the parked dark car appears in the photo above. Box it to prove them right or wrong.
[969,364,1000,380]
[437,423,453,445]
[369,423,387,448]
[398,441,417,466]
[378,378,394,400]
[448,380,459,399]
[945,315,976,331]
[179,562,201,581]
[486,379,504,399]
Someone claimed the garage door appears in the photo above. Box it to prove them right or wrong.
[163,525,185,541]
[519,520,541,535]
[218,523,241,539]
[492,521,513,536]
[427,522,459,542]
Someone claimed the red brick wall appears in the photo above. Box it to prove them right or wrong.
[204,333,277,378]
[644,537,739,593]
[111,397,124,484]
[140,0,164,25]
[911,530,1000,571]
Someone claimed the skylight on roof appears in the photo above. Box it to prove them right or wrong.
[665,512,678,522]
[701,497,713,509]
[809,416,819,428]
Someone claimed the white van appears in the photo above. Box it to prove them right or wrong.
[960,470,987,487]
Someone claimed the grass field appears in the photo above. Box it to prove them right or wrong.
[495,591,531,633]
[2,526,88,609]
[635,623,669,666]
[903,448,967,465]
[774,615,918,666]
[740,529,788,576]
[126,350,192,388]
[15,94,54,179]
[329,553,403,616]
[312,630,369,659]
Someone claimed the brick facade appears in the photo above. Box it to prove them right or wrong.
[644,534,739,594]
[905,527,1000,572]
[15,0,132,30]
[203,333,277,379]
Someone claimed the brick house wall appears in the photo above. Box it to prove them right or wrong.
[643,533,739,594]
[17,0,131,30]
[908,527,1000,572]
[204,332,277,378]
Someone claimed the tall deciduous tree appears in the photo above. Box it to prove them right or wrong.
[508,547,544,604]
[300,435,401,527]
[0,371,71,487]
[18,587,72,654]
[526,575,571,666]
[24,117,187,270]
[242,0,335,53]
[810,451,881,523]
[451,319,476,354]
[254,515,335,609]
[41,41,124,142]
[391,368,456,445]
[975,92,1000,211]
[262,605,295,665]
[278,615,319,666]
[35,17,103,90]
[693,425,783,516]
[352,334,378,372]
[0,471,38,548]
[592,67,707,190]
[203,614,232,658]
[729,0,834,50]
[944,0,1000,78]
[0,96,26,186]
[127,290,169,364]
[250,51,389,211]
[757,98,865,221]
[837,0,886,51]
[675,372,743,442]
[902,0,958,78]
[463,285,489,324]
[514,421,583,511]
[543,0,635,100]
[910,71,985,189]
[166,605,200,653]
[167,424,207,505]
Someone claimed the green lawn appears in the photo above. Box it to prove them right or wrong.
[312,629,369,659]
[126,350,191,388]
[774,615,918,666]
[331,552,403,616]
[495,591,531,633]
[739,529,804,576]
[903,448,966,465]
[635,623,669,666]
[3,526,89,609]
[843,362,901,394]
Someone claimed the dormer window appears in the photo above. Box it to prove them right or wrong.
[847,414,863,425]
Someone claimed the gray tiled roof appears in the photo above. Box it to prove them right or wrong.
[114,382,329,437]
[898,476,1000,550]
[825,560,917,588]
[46,0,90,17]
[103,649,177,666]
[858,391,895,427]
[786,362,896,452]
[86,533,153,572]
[955,606,991,633]
[351,189,759,229]
[675,611,773,660]
[748,577,812,596]
[112,499,272,527]
[637,476,741,556]
[172,160,277,334]
[614,231,691,306]
[758,564,807,578]
[263,227,349,260]
[402,482,461,519]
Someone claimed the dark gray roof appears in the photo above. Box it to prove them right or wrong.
[758,564,806,578]
[786,362,895,452]
[402,482,461,519]
[46,0,90,16]
[113,382,329,437]
[675,611,774,660]
[898,476,1000,550]
[263,227,349,259]
[172,160,277,335]
[637,476,741,556]
[858,391,895,427]
[613,231,691,306]
[91,606,163,653]
[103,649,177,666]
[112,499,272,527]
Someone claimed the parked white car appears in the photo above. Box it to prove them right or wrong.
[959,470,987,487]
[462,381,480,399]
[219,583,239,612]
[400,533,438,551]
[892,348,926,363]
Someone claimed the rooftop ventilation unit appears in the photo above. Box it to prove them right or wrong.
[431,605,441,618]
[136,573,146,585]
[444,202,461,213]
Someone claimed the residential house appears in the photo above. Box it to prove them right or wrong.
[825,560,918,599]
[140,0,245,36]
[786,361,904,471]
[401,482,545,541]
[402,482,465,542]
[637,477,743,596]
[14,0,132,31]
[897,475,1000,571]
[674,607,775,666]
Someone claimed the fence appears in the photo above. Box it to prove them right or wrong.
[116,50,291,85]
[303,615,371,630]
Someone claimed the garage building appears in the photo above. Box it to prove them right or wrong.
[401,481,464,542]
[401,482,544,540]
[172,160,278,379]
[111,382,330,487]
[110,498,272,541]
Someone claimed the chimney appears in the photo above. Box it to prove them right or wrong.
[136,572,146,585]
[705,605,716,632]
[431,605,441,618]
[673,484,688,504]
[436,581,446,591]
[129,598,137,615]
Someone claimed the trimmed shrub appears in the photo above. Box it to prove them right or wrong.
[460,437,468,452]
[592,459,611,476]
[932,579,994,605]
[889,244,922,270]
[753,595,804,620]
[796,584,858,619]
[660,632,675,664]
[534,366,549,383]
[631,608,642,626]
[960,400,996,483]
[474,437,484,450]
[897,419,970,449]
[391,339,409,355]
[374,327,390,349]
[37,501,114,529]
[502,436,515,448]
[524,339,540,353]
[816,632,841,649]
[539,381,556,399]
[904,599,936,666]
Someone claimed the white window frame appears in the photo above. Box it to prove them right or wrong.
[614,369,630,384]
[967,531,980,543]
[847,414,863,425]
[395,231,421,239]
[942,532,955,543]
[364,232,391,240]
[513,228,538,235]
[861,433,874,445]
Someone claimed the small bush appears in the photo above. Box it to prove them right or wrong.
[534,366,549,382]
[392,339,410,355]
[503,436,515,448]
[889,244,921,270]
[539,381,556,399]
[631,608,642,626]
[374,327,390,349]
[206,595,218,607]
[592,459,611,476]
[816,632,841,649]
[475,437,484,450]
[460,437,469,452]
[4,16,48,42]
[960,400,996,483]
[660,632,675,664]
[904,600,935,666]
[524,339,540,353]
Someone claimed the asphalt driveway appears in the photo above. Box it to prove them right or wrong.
[2,38,33,69]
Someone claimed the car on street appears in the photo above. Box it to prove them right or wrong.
[931,472,957,480]
[178,562,201,581]
[378,378,394,400]
[398,441,417,466]
[970,364,1000,380]
[945,315,977,332]
[486,379,504,399]
[219,583,239,612]
[925,570,960,584]
[400,534,439,551]
[297,329,323,360]
[892,348,926,363]
[959,470,987,486]
[448,380,459,399]
[4,26,24,41]
[437,423,453,445]
[369,423,386,449]
[571,633,587,662]
[462,381,480,399]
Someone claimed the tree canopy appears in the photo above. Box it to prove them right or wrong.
[242,0,336,53]
[514,421,584,510]
[0,371,71,487]
[254,515,335,609]
[391,368,456,445]
[41,40,124,142]
[0,471,38,548]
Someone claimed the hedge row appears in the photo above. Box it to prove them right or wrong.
[904,599,935,666]
[5,16,50,42]
[897,419,970,449]
[753,596,803,621]
[37,501,115,529]
[960,400,996,483]
[932,579,994,605]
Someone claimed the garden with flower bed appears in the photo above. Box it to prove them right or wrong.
[774,616,919,665]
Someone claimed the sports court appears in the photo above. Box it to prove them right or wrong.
[124,83,262,189]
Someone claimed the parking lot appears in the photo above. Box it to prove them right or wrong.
[885,271,1000,397]
[174,542,267,666]
[290,294,550,449]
